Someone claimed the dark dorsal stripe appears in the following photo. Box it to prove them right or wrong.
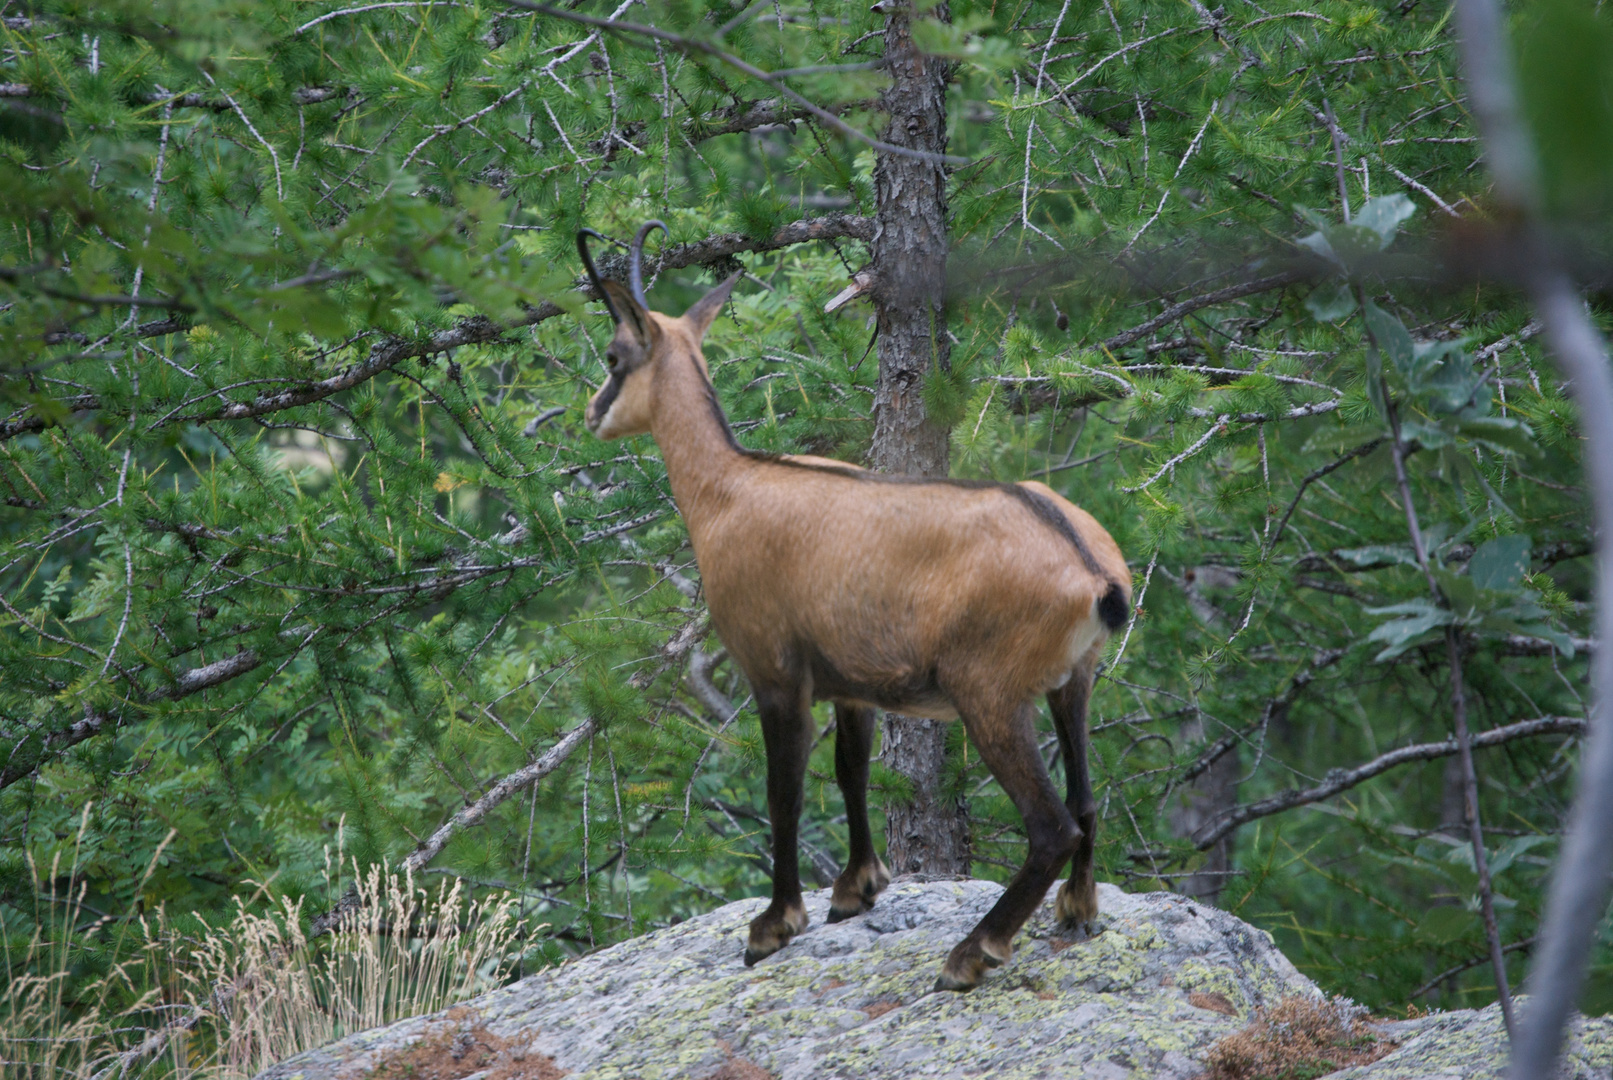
[687,348,1122,612]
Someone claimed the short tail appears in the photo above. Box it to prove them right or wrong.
[1097,581,1129,632]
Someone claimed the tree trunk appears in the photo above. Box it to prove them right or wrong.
[870,0,969,877]
[868,3,951,480]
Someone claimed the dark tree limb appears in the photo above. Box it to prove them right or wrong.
[1192,715,1586,850]
[1413,937,1538,1002]
[0,216,871,442]
[1175,647,1347,788]
[595,97,878,160]
[1100,269,1309,352]
[1269,440,1386,551]
[0,649,263,790]
[0,83,343,108]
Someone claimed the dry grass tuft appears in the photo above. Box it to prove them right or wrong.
[2,815,530,1079]
[1201,995,1395,1080]
[184,856,525,1078]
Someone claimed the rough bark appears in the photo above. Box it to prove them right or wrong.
[869,1,969,876]
[868,4,951,479]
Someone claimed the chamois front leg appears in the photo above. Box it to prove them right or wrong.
[1049,650,1102,932]
[827,703,890,923]
[938,699,1080,992]
[744,682,813,966]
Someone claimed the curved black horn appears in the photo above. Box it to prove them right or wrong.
[629,220,668,310]
[576,229,621,323]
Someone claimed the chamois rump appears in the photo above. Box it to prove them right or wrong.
[576,223,1130,991]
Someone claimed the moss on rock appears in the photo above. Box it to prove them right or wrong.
[255,880,1611,1080]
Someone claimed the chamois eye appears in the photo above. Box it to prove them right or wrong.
[605,352,620,371]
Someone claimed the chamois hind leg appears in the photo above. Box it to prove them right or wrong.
[937,698,1080,992]
[744,680,813,966]
[1049,646,1103,933]
[828,702,890,923]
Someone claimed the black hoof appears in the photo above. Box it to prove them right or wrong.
[934,971,976,993]
[827,900,872,924]
[1060,918,1101,941]
[743,947,764,967]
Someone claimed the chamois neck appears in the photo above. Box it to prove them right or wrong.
[649,344,744,518]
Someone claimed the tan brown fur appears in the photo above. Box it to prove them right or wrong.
[580,247,1129,991]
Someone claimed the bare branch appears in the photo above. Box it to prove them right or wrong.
[0,650,263,789]
[687,650,741,723]
[1122,416,1226,494]
[309,717,599,935]
[1192,715,1586,850]
[295,2,464,34]
[506,2,967,166]
[1102,270,1308,352]
[1,216,871,441]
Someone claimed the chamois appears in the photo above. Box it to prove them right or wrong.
[576,222,1131,991]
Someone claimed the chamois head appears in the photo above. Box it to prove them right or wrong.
[578,222,739,440]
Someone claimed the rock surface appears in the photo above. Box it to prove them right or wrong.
[258,878,1613,1080]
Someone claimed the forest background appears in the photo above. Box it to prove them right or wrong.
[3,0,1612,1073]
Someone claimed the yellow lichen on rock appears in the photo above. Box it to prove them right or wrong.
[254,880,1612,1080]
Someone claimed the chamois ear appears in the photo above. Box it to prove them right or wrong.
[683,272,740,341]
[601,280,654,346]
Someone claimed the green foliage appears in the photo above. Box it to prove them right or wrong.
[1518,0,1613,217]
[1,3,1607,1063]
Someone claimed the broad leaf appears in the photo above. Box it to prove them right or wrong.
[1364,302,1415,375]
[1353,194,1417,248]
[1305,282,1358,322]
[1455,415,1539,456]
[1366,600,1454,660]
[1469,535,1532,592]
[1400,418,1454,450]
[1296,229,1339,265]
